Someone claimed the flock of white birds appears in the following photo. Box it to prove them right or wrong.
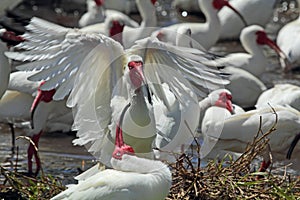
[0,0,299,199]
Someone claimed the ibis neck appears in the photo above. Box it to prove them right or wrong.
[194,0,221,49]
[129,87,152,126]
[0,42,9,98]
[198,96,215,124]
[200,1,219,28]
[136,0,157,27]
[241,35,265,56]
[120,85,156,155]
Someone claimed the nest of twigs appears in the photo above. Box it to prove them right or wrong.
[0,166,64,199]
[167,107,300,199]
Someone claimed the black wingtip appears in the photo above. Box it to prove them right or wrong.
[286,133,300,159]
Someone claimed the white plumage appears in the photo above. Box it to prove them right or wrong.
[152,0,246,50]
[0,40,10,99]
[51,102,171,200]
[6,17,227,166]
[276,1,300,69]
[218,0,276,40]
[256,83,300,111]
[201,103,300,170]
[79,0,139,28]
[211,25,287,77]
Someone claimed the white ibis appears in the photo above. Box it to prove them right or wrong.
[50,104,172,200]
[152,0,247,50]
[6,17,227,166]
[79,0,139,28]
[81,0,157,48]
[218,0,277,40]
[276,1,300,70]
[0,71,72,176]
[197,89,244,134]
[256,83,300,111]
[78,0,106,27]
[0,28,25,98]
[201,97,300,174]
[211,25,287,77]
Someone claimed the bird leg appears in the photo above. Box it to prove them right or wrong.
[8,123,15,155]
[257,144,273,179]
[27,131,42,176]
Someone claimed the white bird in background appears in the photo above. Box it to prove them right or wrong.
[197,89,244,133]
[122,0,157,48]
[51,105,172,200]
[0,28,25,99]
[220,66,267,109]
[171,24,266,109]
[6,17,227,167]
[0,40,10,99]
[78,0,106,27]
[201,99,300,174]
[211,25,287,77]
[79,0,139,28]
[81,0,157,48]
[218,0,277,40]
[0,71,72,176]
[153,0,247,50]
[276,0,300,70]
[256,83,300,111]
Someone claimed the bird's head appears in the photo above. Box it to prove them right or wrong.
[94,0,104,6]
[212,0,247,26]
[127,55,145,88]
[255,28,290,72]
[151,0,157,5]
[0,28,25,47]
[30,81,56,129]
[214,91,234,114]
[109,19,125,43]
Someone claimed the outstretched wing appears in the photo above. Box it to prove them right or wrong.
[131,36,228,106]
[5,17,125,100]
[5,17,126,164]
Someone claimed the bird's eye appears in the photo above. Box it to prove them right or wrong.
[128,61,136,70]
[116,152,121,156]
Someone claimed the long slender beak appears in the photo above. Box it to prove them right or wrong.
[30,91,43,129]
[224,93,234,114]
[135,65,152,105]
[264,37,291,72]
[30,82,56,129]
[225,2,248,27]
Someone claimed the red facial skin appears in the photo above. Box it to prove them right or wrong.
[256,30,284,56]
[0,30,25,47]
[94,0,104,6]
[214,92,234,114]
[128,61,145,88]
[109,20,125,44]
[151,0,157,5]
